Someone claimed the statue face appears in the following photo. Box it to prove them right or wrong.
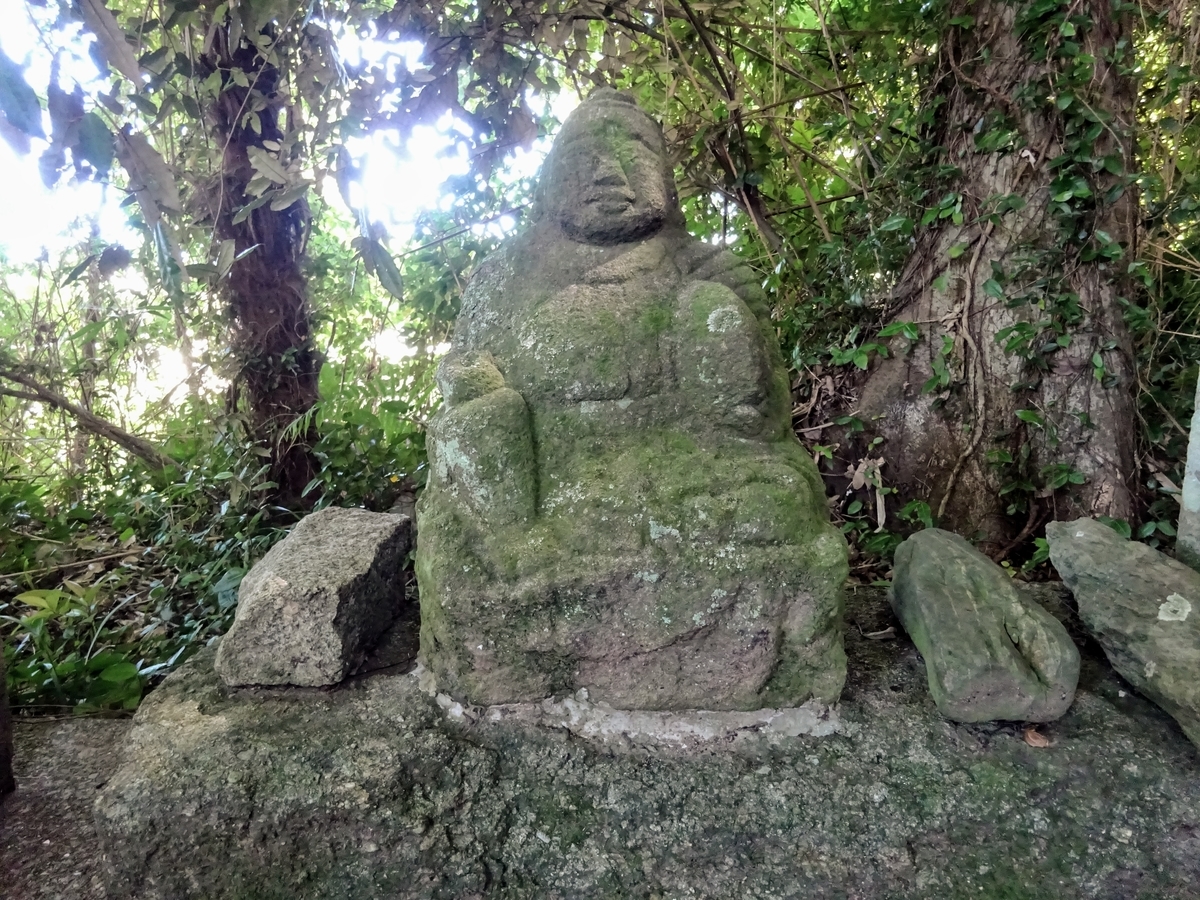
[542,106,671,244]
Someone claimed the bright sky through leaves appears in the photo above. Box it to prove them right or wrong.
[0,4,575,260]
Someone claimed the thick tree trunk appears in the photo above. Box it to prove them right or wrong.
[202,22,321,505]
[856,0,1138,553]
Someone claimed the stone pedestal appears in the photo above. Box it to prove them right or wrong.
[94,588,1200,900]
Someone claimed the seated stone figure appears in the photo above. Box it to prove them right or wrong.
[416,90,847,710]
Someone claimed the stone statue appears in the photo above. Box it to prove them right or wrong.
[416,89,848,710]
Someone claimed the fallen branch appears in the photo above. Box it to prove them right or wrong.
[0,371,173,471]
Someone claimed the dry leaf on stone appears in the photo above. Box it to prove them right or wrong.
[1023,727,1051,748]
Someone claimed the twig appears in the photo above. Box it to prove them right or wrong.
[2,548,145,580]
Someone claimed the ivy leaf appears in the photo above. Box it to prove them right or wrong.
[216,239,237,280]
[269,181,311,211]
[0,46,44,138]
[116,127,182,213]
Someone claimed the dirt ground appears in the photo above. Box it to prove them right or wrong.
[0,718,132,900]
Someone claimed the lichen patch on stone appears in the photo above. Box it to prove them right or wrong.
[1157,593,1191,622]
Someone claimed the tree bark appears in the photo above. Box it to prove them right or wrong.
[856,0,1138,553]
[201,21,321,505]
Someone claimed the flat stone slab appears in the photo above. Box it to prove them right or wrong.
[1048,517,1200,748]
[95,586,1200,899]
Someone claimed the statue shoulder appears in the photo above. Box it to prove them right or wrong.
[454,242,521,349]
[674,239,770,319]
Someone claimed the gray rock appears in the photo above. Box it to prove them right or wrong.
[1,636,14,795]
[417,89,847,711]
[891,528,1079,722]
[1047,517,1200,748]
[93,586,1200,900]
[214,508,412,687]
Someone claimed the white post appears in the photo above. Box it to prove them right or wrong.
[1177,372,1200,570]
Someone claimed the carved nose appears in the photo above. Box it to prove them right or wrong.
[593,158,633,194]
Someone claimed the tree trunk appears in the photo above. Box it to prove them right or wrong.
[201,21,321,505]
[855,0,1138,554]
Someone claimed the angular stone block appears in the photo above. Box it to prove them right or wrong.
[892,528,1079,722]
[417,89,847,711]
[1048,517,1200,748]
[215,507,412,687]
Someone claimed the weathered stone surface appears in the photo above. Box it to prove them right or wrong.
[417,89,847,711]
[214,507,412,687]
[1,636,14,795]
[891,529,1080,723]
[94,586,1200,900]
[1048,517,1200,748]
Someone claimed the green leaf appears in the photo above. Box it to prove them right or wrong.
[76,112,115,176]
[932,274,949,292]
[128,94,159,117]
[247,145,289,185]
[982,278,1003,299]
[61,254,98,287]
[947,242,968,259]
[359,239,404,301]
[99,662,140,683]
[879,321,920,341]
[217,238,237,280]
[231,192,271,225]
[151,220,183,297]
[0,46,44,137]
[878,213,911,233]
[268,181,311,211]
[1015,409,1043,426]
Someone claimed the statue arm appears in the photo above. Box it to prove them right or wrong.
[673,243,791,439]
[428,350,537,525]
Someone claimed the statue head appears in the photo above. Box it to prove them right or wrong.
[537,89,679,245]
